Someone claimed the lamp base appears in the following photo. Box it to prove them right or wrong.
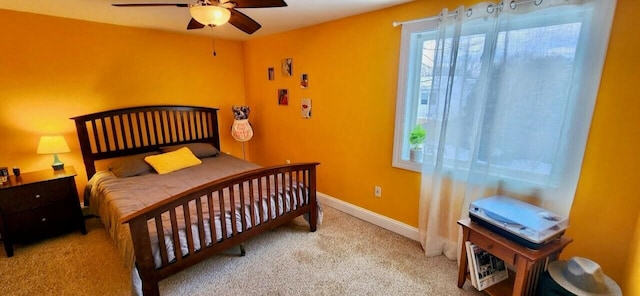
[52,153,65,170]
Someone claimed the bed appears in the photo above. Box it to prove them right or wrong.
[72,105,320,296]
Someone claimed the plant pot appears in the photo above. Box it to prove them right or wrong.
[409,148,423,162]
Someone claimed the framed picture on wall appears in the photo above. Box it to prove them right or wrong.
[268,67,275,81]
[300,73,309,88]
[282,58,293,77]
[301,98,311,118]
[278,89,289,105]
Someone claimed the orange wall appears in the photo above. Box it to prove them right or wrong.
[242,0,639,293]
[628,214,640,296]
[242,1,448,228]
[567,0,640,292]
[1,0,638,293]
[0,9,248,194]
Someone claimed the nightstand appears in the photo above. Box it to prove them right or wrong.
[457,218,572,295]
[0,166,87,257]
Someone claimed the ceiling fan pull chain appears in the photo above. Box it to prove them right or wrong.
[209,26,217,56]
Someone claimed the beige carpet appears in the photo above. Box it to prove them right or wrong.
[0,206,483,296]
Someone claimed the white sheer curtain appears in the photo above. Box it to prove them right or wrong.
[417,0,616,258]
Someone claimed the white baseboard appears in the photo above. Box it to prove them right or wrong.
[317,192,420,242]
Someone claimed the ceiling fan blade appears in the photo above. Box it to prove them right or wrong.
[187,18,206,30]
[231,0,287,8]
[112,3,189,7]
[229,9,261,34]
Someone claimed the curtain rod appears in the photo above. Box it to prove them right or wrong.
[392,14,444,27]
[392,0,544,27]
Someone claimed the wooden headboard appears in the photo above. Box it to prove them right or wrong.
[71,105,220,179]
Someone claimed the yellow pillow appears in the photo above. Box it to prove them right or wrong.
[144,147,202,174]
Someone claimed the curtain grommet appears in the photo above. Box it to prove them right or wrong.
[534,0,543,5]
[487,4,495,13]
[466,8,473,17]
[510,1,517,9]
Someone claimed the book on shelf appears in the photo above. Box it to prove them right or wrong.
[465,241,478,289]
[468,242,509,291]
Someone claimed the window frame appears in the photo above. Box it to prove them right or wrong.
[392,18,439,173]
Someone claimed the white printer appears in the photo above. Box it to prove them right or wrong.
[468,195,568,249]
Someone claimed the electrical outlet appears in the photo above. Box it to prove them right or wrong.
[374,186,382,198]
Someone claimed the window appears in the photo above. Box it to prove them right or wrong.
[393,1,615,189]
[393,19,439,172]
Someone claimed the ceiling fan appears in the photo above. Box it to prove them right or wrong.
[112,0,288,34]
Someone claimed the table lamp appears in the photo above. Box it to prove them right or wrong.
[37,135,70,170]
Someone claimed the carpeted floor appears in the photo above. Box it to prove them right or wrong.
[0,206,483,296]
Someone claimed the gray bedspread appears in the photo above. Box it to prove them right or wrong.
[87,154,322,296]
[87,154,264,268]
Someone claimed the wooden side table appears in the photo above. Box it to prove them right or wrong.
[0,166,86,257]
[457,218,572,296]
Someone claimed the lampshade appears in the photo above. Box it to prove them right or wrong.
[37,136,70,154]
[189,4,231,26]
[37,135,70,170]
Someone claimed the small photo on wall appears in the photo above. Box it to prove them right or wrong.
[301,98,311,118]
[282,58,293,77]
[300,73,309,89]
[268,67,275,81]
[278,89,289,105]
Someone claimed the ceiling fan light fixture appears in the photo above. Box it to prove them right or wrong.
[189,2,231,27]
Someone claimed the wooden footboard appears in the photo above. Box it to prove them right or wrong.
[121,162,319,296]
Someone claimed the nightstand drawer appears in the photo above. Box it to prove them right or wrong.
[0,179,71,213]
[469,230,516,266]
[5,204,78,239]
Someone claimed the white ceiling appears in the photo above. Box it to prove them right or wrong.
[0,0,412,40]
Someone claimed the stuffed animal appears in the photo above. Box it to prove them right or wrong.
[232,105,250,120]
[231,106,253,142]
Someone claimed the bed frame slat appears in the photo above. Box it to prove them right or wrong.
[257,177,265,224]
[266,175,273,220]
[169,209,182,262]
[288,171,294,211]
[217,189,227,241]
[275,174,281,216]
[182,202,195,255]
[238,183,247,231]
[248,180,256,228]
[195,198,206,249]
[155,216,169,266]
[206,193,217,245]
[229,186,239,236]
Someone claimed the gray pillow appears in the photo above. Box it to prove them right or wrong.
[108,152,159,178]
[161,143,220,158]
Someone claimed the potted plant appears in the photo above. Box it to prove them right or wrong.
[409,124,426,162]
